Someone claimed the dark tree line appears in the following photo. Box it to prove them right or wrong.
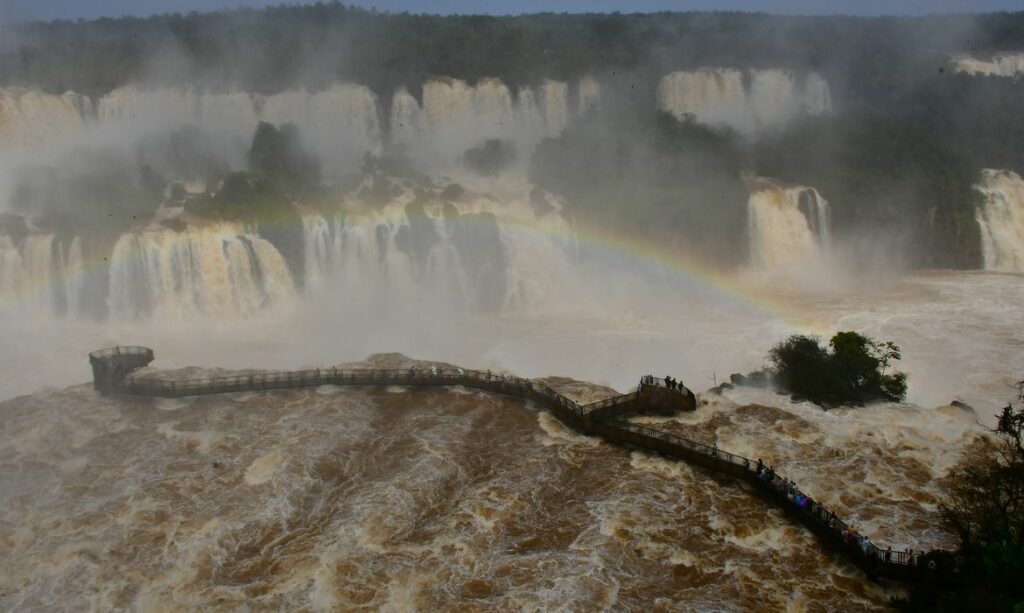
[3,3,1024,107]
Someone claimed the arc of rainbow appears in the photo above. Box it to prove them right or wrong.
[0,205,810,328]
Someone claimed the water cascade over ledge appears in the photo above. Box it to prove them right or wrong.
[975,169,1024,272]
[746,178,832,272]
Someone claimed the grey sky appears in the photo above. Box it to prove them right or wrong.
[3,0,1022,23]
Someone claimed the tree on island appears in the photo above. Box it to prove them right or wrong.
[897,384,1024,611]
[247,122,321,194]
[768,331,908,406]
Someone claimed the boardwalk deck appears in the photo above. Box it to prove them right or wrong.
[88,346,948,583]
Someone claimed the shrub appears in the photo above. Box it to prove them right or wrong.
[247,122,321,194]
[769,331,907,406]
[463,139,516,176]
[897,390,1024,611]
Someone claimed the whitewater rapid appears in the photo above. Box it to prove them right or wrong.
[0,351,978,609]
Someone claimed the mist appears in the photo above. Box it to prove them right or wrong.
[0,5,1022,410]
[4,6,1024,609]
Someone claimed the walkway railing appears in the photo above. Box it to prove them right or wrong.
[88,346,153,359]
[91,347,942,581]
[605,420,921,570]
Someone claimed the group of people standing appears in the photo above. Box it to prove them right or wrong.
[753,459,919,567]
[639,374,685,391]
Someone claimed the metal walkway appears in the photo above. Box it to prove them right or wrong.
[88,346,948,582]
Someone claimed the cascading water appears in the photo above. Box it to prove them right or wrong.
[951,53,1024,77]
[578,76,601,116]
[747,179,832,271]
[749,69,798,128]
[0,236,26,308]
[657,69,831,133]
[388,87,424,149]
[975,169,1024,272]
[1,76,580,175]
[0,178,579,323]
[391,77,571,167]
[540,80,569,136]
[21,235,60,316]
[0,233,86,317]
[803,72,833,116]
[260,84,383,170]
[107,224,296,321]
[0,88,91,149]
[95,84,382,171]
[656,68,748,128]
[299,179,579,317]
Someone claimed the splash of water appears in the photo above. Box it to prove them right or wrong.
[107,224,296,321]
[975,168,1024,272]
[747,179,831,271]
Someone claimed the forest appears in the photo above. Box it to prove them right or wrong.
[3,3,1024,105]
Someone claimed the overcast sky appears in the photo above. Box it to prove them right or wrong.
[2,0,1022,23]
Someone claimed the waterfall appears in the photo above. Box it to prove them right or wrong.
[0,234,85,316]
[749,69,798,128]
[0,178,582,322]
[390,77,567,167]
[657,68,747,128]
[975,169,1024,272]
[951,53,1024,77]
[0,236,26,311]
[578,77,601,116]
[515,87,546,144]
[2,78,576,166]
[657,69,831,133]
[64,237,86,317]
[747,180,832,270]
[260,84,383,168]
[540,80,569,137]
[107,224,296,321]
[298,180,578,315]
[804,72,833,115]
[22,235,60,316]
[0,88,90,149]
[388,87,424,149]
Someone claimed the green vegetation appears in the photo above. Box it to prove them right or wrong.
[247,122,321,193]
[185,121,320,222]
[10,157,165,239]
[768,331,907,406]
[462,139,516,177]
[530,112,749,265]
[898,389,1024,611]
[181,121,322,282]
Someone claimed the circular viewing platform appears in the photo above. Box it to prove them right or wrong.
[88,346,155,392]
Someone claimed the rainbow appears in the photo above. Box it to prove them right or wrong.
[0,204,809,327]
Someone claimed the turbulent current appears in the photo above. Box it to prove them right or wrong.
[0,352,979,610]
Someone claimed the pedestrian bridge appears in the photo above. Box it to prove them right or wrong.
[88,346,950,583]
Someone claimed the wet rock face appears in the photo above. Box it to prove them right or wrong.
[448,211,507,312]
[396,200,440,269]
[0,213,28,244]
[259,218,305,290]
[529,187,555,218]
